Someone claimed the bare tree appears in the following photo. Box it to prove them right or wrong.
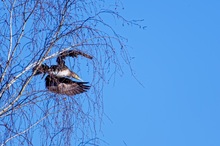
[0,0,141,145]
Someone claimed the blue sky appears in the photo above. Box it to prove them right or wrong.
[100,0,220,146]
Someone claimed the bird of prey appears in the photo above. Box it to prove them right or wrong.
[33,50,92,95]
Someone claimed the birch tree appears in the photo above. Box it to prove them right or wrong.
[0,0,140,145]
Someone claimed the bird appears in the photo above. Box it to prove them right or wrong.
[33,62,83,81]
[33,50,92,95]
[48,64,83,81]
[33,50,93,81]
[45,75,90,96]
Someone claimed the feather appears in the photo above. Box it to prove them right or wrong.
[45,75,90,96]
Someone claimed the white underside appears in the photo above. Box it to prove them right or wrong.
[51,70,70,77]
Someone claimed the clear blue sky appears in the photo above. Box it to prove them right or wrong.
[101,0,220,146]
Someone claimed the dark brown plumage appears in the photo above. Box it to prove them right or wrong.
[33,64,49,75]
[45,75,90,96]
[33,50,93,80]
[57,50,93,66]
[33,50,92,95]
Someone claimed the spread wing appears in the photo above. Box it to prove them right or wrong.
[56,50,93,66]
[33,64,49,75]
[45,75,90,96]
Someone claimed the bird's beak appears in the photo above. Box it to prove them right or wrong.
[73,74,84,81]
[76,76,84,82]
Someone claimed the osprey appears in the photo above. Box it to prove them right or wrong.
[33,50,92,95]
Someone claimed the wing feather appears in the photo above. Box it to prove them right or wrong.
[33,64,49,75]
[56,50,93,66]
[45,75,90,96]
